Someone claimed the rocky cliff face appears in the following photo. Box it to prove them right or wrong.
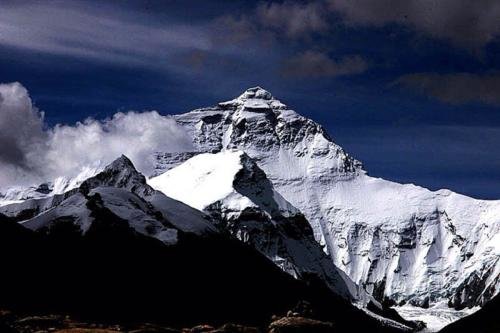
[153,87,499,309]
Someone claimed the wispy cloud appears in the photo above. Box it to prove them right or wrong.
[328,0,500,49]
[212,1,330,44]
[395,72,500,106]
[0,2,212,69]
[281,51,368,78]
[217,0,500,49]
[0,1,373,81]
[256,1,329,38]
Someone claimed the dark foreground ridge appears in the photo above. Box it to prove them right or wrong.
[0,203,402,333]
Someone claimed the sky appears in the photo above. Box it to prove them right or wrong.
[0,0,500,198]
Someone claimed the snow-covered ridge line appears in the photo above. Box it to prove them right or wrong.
[0,165,102,207]
[149,149,363,301]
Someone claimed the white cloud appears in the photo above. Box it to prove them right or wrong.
[256,1,328,37]
[0,82,193,190]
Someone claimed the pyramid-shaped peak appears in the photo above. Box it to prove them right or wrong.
[220,86,287,110]
[78,154,150,196]
[238,86,273,101]
[105,154,136,171]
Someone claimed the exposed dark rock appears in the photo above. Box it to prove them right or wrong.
[268,317,334,333]
[211,323,260,333]
[440,294,500,333]
[151,152,200,177]
[448,264,498,309]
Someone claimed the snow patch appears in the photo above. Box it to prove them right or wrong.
[394,303,479,332]
[148,150,248,211]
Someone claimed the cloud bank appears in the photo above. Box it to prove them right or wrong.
[0,82,46,169]
[0,82,193,190]
[226,0,500,49]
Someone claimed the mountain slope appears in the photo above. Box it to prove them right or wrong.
[153,87,500,311]
[0,165,101,206]
[149,150,361,301]
[0,155,215,243]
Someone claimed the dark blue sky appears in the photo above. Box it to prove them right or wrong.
[1,0,500,198]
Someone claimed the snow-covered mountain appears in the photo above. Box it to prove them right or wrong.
[0,165,101,206]
[152,87,499,311]
[1,86,497,331]
[149,149,360,301]
[0,155,216,244]
[1,153,362,299]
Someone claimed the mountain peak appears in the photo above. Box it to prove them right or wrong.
[105,154,135,171]
[237,86,273,101]
[219,86,287,110]
[80,155,150,196]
